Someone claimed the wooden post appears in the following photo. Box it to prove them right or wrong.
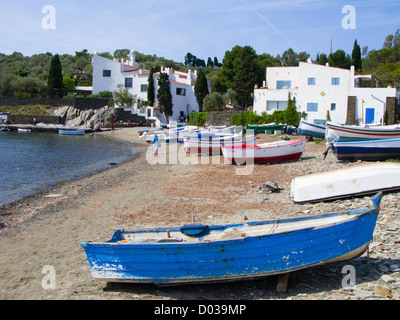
[276,273,289,293]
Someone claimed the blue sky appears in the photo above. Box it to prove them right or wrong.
[0,0,399,63]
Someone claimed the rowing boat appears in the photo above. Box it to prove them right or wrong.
[81,192,382,285]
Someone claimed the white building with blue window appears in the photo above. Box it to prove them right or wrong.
[253,59,399,125]
[92,51,199,122]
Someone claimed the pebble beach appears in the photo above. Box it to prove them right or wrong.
[0,127,399,300]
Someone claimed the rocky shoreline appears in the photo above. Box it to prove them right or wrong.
[0,128,399,300]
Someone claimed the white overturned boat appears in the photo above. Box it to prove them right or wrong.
[291,162,400,203]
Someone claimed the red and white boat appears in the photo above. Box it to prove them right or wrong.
[221,138,305,164]
[184,134,256,154]
[326,122,400,142]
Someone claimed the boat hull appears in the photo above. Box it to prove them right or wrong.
[246,124,284,134]
[332,138,400,160]
[326,122,400,141]
[298,120,325,139]
[81,194,381,284]
[184,135,256,154]
[59,129,85,135]
[221,138,305,164]
[291,163,400,202]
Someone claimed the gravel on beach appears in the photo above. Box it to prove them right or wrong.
[0,128,399,300]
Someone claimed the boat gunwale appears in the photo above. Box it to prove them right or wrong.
[81,195,381,248]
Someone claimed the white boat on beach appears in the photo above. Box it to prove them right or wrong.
[326,122,400,142]
[291,162,400,203]
[183,134,256,154]
[222,138,305,164]
[298,120,325,139]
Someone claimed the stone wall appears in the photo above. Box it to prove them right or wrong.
[386,97,397,125]
[0,97,111,110]
[345,96,356,125]
[206,110,242,126]
[5,114,60,124]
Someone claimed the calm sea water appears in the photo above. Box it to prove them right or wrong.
[0,131,136,206]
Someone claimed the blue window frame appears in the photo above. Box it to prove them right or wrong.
[103,70,111,77]
[331,103,336,111]
[307,102,318,112]
[307,77,316,85]
[331,77,340,85]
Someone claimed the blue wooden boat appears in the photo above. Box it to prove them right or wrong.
[332,138,400,160]
[59,128,85,135]
[298,120,325,139]
[81,192,382,285]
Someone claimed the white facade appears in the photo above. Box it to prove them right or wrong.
[254,60,399,125]
[92,51,199,121]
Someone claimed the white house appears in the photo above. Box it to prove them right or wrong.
[92,51,199,123]
[253,59,399,125]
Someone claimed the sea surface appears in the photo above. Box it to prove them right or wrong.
[0,131,136,206]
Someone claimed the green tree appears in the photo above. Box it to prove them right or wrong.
[278,48,310,66]
[351,40,362,71]
[157,73,173,121]
[218,45,243,92]
[147,68,155,106]
[47,54,63,97]
[113,83,136,108]
[113,49,131,61]
[328,50,351,69]
[285,93,299,125]
[202,92,225,111]
[233,46,258,111]
[62,76,75,90]
[194,69,209,111]
[316,53,328,65]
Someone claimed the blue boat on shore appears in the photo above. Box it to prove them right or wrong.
[332,138,400,160]
[81,192,382,285]
[298,119,326,139]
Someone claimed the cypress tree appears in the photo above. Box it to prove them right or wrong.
[351,39,362,71]
[157,72,173,121]
[147,68,155,106]
[47,54,63,97]
[194,69,209,112]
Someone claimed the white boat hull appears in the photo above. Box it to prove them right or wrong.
[222,138,305,164]
[184,135,256,154]
[291,162,400,203]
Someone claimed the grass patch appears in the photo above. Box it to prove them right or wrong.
[385,158,400,162]
[0,105,54,116]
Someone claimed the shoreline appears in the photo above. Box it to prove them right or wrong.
[0,127,142,208]
[1,128,399,300]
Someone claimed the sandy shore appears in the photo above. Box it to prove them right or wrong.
[0,127,399,300]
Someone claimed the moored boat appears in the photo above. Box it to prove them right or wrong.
[332,138,400,161]
[298,120,325,139]
[326,122,400,142]
[221,138,305,164]
[81,192,382,285]
[58,128,85,135]
[291,163,400,203]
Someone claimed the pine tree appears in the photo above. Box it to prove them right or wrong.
[194,69,209,112]
[147,68,155,106]
[47,54,63,97]
[285,93,299,125]
[351,39,362,71]
[157,72,173,121]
